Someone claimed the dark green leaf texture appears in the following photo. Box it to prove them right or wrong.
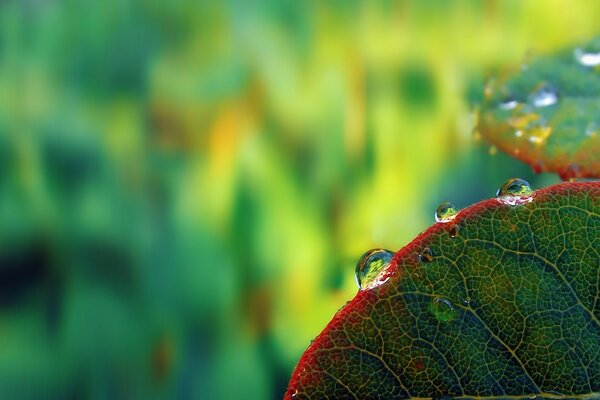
[478,39,600,180]
[286,182,600,399]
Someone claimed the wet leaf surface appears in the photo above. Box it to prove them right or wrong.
[286,181,600,399]
[478,38,600,180]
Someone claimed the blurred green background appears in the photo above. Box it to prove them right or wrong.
[1,0,599,399]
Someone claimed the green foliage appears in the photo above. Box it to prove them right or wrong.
[287,182,600,399]
[478,38,600,180]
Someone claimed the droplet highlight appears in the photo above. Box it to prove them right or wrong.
[574,47,600,67]
[496,178,534,205]
[430,297,457,323]
[418,248,434,263]
[435,202,458,223]
[530,83,558,107]
[449,225,460,238]
[355,249,394,290]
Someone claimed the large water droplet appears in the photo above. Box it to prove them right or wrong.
[355,249,394,290]
[430,297,457,323]
[530,84,558,107]
[574,47,600,66]
[418,248,434,263]
[496,178,534,205]
[435,202,458,223]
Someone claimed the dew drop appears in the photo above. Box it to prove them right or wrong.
[462,296,471,306]
[499,97,519,110]
[532,160,545,174]
[418,248,434,263]
[435,202,458,223]
[559,164,580,182]
[586,121,598,137]
[527,124,552,145]
[574,47,600,67]
[449,225,460,238]
[528,393,537,399]
[496,178,534,205]
[530,83,558,107]
[430,297,457,323]
[355,249,394,290]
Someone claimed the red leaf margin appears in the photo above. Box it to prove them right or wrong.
[284,180,600,399]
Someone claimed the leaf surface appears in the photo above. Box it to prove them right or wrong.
[286,181,600,399]
[478,39,600,180]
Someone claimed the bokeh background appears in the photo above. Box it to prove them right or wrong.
[1,1,599,399]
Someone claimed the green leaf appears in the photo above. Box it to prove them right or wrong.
[477,39,600,180]
[285,181,600,399]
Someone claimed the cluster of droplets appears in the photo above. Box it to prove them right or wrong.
[354,249,394,290]
[496,178,534,205]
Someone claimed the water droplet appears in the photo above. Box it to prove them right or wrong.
[530,83,558,107]
[586,121,598,137]
[355,249,394,290]
[559,164,580,182]
[462,296,471,306]
[449,225,460,238]
[499,98,519,110]
[418,248,434,263]
[528,393,537,399]
[527,124,552,145]
[574,47,600,66]
[291,388,298,398]
[435,202,458,223]
[488,145,497,156]
[430,297,457,323]
[496,178,534,205]
[514,130,523,138]
[532,160,545,174]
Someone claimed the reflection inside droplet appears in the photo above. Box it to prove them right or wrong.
[355,249,394,290]
[496,178,534,205]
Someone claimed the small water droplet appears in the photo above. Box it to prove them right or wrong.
[559,164,580,182]
[435,202,458,223]
[488,145,497,156]
[499,97,519,110]
[462,296,471,306]
[528,393,537,399]
[418,248,434,263]
[530,83,558,107]
[586,121,598,137]
[574,47,600,66]
[355,249,394,290]
[515,130,523,138]
[430,297,457,323]
[291,388,298,398]
[496,178,534,205]
[449,225,460,238]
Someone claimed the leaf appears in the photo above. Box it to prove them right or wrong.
[477,39,600,180]
[285,181,600,399]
